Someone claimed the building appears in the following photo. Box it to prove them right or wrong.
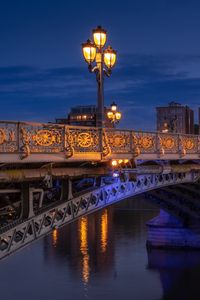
[156,102,194,134]
[194,123,199,135]
[56,105,115,127]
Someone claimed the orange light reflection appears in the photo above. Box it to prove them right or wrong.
[101,209,108,253]
[52,229,58,247]
[80,217,90,284]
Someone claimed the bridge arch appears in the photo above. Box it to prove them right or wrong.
[0,170,199,260]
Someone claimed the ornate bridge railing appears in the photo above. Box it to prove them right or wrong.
[0,121,200,162]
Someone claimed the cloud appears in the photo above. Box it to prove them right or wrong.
[1,54,200,129]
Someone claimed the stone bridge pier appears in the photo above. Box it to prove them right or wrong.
[146,210,200,249]
[145,182,200,249]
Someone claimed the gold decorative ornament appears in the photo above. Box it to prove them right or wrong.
[183,138,194,150]
[53,131,62,144]
[65,127,74,158]
[34,130,54,146]
[109,134,126,147]
[132,134,138,146]
[9,131,15,142]
[77,132,92,148]
[20,128,31,159]
[139,136,153,149]
[102,129,111,157]
[131,133,140,157]
[0,129,6,145]
[161,137,175,149]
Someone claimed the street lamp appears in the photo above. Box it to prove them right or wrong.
[162,121,169,133]
[82,26,117,127]
[107,102,122,125]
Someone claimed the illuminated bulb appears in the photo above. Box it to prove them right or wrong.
[111,160,118,167]
[82,39,96,64]
[111,102,117,112]
[124,159,129,164]
[107,111,114,119]
[115,112,121,120]
[104,46,117,69]
[93,25,107,48]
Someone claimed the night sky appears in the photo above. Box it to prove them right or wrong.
[1,0,200,130]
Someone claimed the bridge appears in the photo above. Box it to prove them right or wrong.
[1,120,200,259]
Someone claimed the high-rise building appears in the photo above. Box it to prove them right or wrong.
[156,102,194,134]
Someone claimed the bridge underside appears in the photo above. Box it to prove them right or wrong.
[0,160,200,183]
[0,170,200,260]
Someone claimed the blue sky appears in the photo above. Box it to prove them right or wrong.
[1,0,200,130]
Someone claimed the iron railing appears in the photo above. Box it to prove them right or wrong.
[0,121,199,158]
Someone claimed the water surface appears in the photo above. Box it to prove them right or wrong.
[1,198,200,300]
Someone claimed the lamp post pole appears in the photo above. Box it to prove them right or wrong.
[96,51,104,127]
[82,26,117,128]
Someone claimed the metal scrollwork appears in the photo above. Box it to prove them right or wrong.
[65,128,74,158]
[102,129,111,157]
[132,133,140,157]
[157,135,165,156]
[20,128,31,159]
[183,138,194,150]
[109,134,126,148]
[0,129,6,145]
[161,137,175,149]
[179,137,186,157]
[9,131,15,142]
[139,136,154,149]
[77,132,92,148]
[33,130,54,146]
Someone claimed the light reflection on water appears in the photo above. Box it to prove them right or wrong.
[52,228,58,248]
[101,209,108,253]
[1,198,200,299]
[79,217,90,285]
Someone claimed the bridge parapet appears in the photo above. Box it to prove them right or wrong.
[0,120,200,163]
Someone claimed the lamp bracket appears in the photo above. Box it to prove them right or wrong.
[103,68,112,77]
[88,64,99,73]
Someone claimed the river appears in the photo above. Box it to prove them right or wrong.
[1,197,200,300]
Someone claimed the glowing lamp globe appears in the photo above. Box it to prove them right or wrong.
[93,25,107,48]
[107,111,114,119]
[115,112,121,120]
[111,102,117,112]
[104,46,116,69]
[82,39,96,64]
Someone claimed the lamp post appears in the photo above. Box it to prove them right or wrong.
[162,121,169,133]
[82,26,117,127]
[107,102,122,125]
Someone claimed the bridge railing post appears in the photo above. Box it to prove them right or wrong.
[155,132,160,157]
[99,127,103,158]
